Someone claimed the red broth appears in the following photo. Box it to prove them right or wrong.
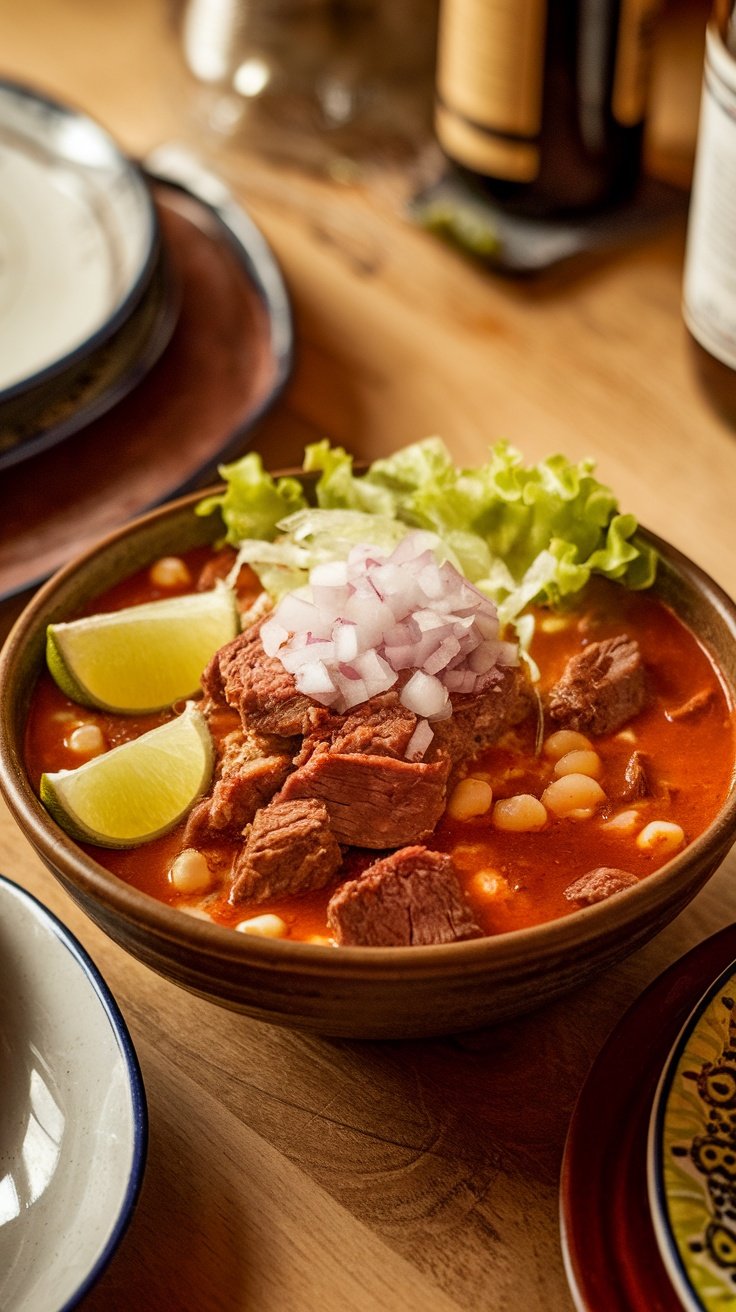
[24,549,736,942]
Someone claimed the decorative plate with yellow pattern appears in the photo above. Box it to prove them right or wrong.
[649,960,736,1312]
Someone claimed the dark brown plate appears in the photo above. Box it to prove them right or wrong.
[0,176,292,602]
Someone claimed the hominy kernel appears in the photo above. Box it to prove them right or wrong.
[447,778,493,821]
[601,809,642,834]
[636,821,685,856]
[553,749,603,780]
[168,848,212,894]
[539,614,573,633]
[542,773,606,818]
[470,870,510,898]
[149,556,192,589]
[67,723,106,757]
[179,906,213,921]
[492,794,547,833]
[450,843,487,868]
[615,728,637,744]
[542,729,593,760]
[235,914,287,938]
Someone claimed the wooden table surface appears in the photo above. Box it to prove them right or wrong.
[2,1,736,1308]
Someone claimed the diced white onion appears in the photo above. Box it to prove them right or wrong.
[259,617,288,656]
[294,660,338,700]
[333,621,359,662]
[279,639,335,673]
[400,670,449,719]
[261,530,518,715]
[310,560,349,587]
[404,718,434,760]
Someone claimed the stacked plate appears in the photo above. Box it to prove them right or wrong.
[0,80,175,469]
[561,924,736,1312]
[0,80,293,603]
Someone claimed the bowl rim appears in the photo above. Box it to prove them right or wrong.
[0,871,148,1311]
[2,485,736,978]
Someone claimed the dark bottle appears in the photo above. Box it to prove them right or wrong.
[682,0,736,427]
[434,0,661,218]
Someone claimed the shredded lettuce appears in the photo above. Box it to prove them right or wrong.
[198,438,657,626]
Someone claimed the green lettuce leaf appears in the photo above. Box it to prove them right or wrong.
[197,452,307,544]
[198,438,657,627]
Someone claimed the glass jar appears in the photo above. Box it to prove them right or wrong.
[179,0,438,174]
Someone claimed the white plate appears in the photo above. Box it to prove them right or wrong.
[0,80,157,398]
[0,874,146,1312]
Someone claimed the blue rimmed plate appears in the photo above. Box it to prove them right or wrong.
[0,874,147,1311]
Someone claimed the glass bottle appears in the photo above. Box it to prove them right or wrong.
[433,0,661,218]
[682,0,736,426]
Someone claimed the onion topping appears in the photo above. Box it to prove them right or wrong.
[260,532,519,756]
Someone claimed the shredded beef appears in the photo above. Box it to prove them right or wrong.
[194,617,535,910]
[202,621,313,736]
[230,797,342,904]
[433,665,533,768]
[547,635,645,737]
[563,867,639,904]
[295,693,418,767]
[280,749,451,848]
[327,845,483,946]
[196,548,238,591]
[183,727,294,847]
[665,688,714,722]
[621,750,651,802]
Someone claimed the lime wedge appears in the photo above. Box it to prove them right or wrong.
[40,705,214,848]
[46,582,239,712]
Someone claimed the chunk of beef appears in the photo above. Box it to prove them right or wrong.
[196,547,238,591]
[327,845,483,947]
[280,749,451,847]
[295,693,418,767]
[196,551,263,611]
[183,728,294,847]
[547,635,645,737]
[563,866,639,905]
[202,621,313,736]
[432,665,533,769]
[230,797,342,904]
[621,750,651,802]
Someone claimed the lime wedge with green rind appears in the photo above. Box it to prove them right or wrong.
[40,705,214,848]
[46,582,239,713]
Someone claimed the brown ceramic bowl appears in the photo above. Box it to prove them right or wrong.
[2,488,736,1039]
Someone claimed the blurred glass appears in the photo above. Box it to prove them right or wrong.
[178,0,439,175]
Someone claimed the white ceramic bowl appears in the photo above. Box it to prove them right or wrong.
[0,874,147,1311]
